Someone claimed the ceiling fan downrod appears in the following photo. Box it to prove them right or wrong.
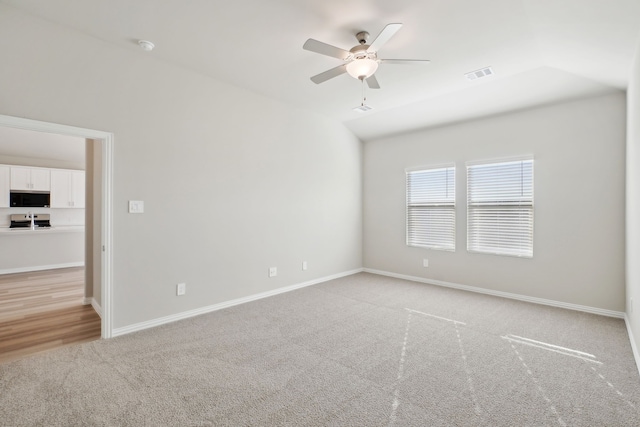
[356,31,370,45]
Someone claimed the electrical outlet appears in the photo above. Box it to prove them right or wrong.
[423,259,429,268]
[176,283,186,296]
[302,261,308,271]
[269,267,277,277]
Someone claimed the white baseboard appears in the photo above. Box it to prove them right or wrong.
[91,298,103,319]
[0,262,84,275]
[112,268,364,337]
[625,314,640,377]
[363,268,625,319]
[82,297,102,318]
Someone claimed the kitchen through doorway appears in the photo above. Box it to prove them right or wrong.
[0,115,113,350]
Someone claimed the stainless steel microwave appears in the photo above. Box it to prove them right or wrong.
[9,192,50,208]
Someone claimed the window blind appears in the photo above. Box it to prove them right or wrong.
[467,158,533,257]
[406,166,455,251]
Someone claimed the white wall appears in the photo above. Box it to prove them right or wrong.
[0,231,84,273]
[92,140,103,308]
[364,93,626,312]
[0,5,362,328]
[85,140,94,301]
[626,41,640,359]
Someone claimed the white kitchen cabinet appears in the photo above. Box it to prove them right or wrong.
[0,165,9,208]
[51,169,85,208]
[10,166,50,191]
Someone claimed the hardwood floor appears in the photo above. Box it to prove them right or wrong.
[0,267,101,363]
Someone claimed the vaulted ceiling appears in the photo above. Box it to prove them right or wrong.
[2,0,640,141]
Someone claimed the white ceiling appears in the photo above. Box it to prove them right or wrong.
[2,0,640,141]
[0,126,85,165]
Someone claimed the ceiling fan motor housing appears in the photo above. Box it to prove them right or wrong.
[349,44,377,61]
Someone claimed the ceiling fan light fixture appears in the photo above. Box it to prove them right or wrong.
[346,58,379,80]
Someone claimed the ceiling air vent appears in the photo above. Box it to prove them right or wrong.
[465,67,493,81]
[353,104,374,113]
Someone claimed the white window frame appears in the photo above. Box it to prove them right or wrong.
[406,164,456,251]
[466,157,534,258]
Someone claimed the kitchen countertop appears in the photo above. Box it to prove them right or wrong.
[0,225,84,235]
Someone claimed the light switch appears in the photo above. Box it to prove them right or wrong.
[129,200,144,213]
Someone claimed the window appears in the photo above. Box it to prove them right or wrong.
[406,165,455,251]
[467,158,533,257]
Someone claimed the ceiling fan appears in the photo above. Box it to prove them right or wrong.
[303,23,430,89]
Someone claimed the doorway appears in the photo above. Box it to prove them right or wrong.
[0,114,113,339]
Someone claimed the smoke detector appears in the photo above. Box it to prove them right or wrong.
[138,40,155,52]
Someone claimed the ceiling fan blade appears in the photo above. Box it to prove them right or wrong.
[368,23,403,52]
[379,59,431,64]
[310,64,348,84]
[303,39,350,60]
[366,74,381,89]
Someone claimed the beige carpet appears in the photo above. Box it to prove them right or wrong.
[1,273,639,426]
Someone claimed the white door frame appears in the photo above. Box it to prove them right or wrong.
[0,114,114,338]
